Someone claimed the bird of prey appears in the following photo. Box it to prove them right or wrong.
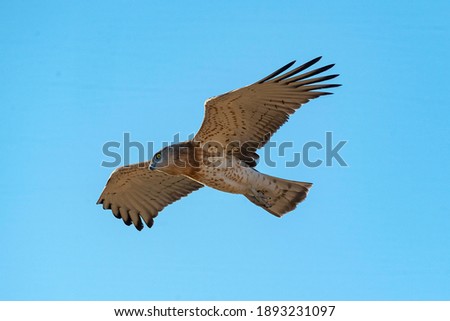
[97,57,340,230]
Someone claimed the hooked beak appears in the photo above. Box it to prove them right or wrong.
[149,162,155,171]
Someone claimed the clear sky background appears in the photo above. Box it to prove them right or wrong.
[1,1,449,300]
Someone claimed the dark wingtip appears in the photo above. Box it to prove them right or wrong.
[96,197,103,205]
[257,60,297,84]
[301,56,322,69]
[145,217,154,229]
[287,60,297,67]
[317,63,335,73]
[327,74,340,80]
[317,84,341,95]
[123,218,132,226]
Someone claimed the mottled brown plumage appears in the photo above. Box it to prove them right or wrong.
[97,57,340,230]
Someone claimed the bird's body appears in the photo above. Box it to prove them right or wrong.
[191,156,253,195]
[146,140,255,194]
[97,57,340,230]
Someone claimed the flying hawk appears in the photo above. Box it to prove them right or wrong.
[97,57,340,230]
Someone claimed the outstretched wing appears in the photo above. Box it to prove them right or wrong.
[97,161,203,230]
[194,57,340,160]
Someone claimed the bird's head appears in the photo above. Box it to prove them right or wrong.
[149,142,196,175]
[149,146,170,171]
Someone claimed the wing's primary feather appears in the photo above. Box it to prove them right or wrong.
[97,161,203,230]
[194,57,340,162]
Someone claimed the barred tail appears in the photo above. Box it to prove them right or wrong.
[244,175,312,217]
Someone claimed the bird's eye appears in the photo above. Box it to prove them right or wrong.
[155,153,161,160]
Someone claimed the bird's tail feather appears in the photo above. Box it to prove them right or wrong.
[244,175,312,217]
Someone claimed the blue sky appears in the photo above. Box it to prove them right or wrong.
[1,1,449,300]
